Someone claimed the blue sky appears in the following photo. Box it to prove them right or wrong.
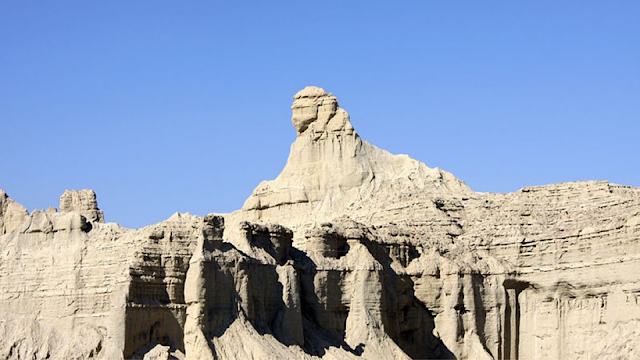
[1,1,638,228]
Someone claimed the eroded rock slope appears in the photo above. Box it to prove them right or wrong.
[1,87,638,360]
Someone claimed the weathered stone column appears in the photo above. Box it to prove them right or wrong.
[503,288,518,360]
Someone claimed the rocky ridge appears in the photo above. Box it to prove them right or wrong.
[0,87,639,359]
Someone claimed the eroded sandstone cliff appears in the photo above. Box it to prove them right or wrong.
[1,87,638,359]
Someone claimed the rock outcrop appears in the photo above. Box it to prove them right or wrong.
[0,86,638,359]
[242,86,470,229]
[0,190,29,235]
[60,189,105,223]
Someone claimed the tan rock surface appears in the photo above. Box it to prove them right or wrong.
[0,190,29,235]
[0,87,639,359]
[60,189,105,223]
[241,86,470,231]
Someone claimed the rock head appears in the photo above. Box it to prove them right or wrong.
[291,86,354,137]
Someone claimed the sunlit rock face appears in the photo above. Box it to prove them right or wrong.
[0,189,28,234]
[242,86,470,231]
[59,189,105,223]
[1,87,639,360]
[291,86,353,136]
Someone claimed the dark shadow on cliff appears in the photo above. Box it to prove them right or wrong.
[290,247,366,357]
[180,222,456,359]
[199,221,373,357]
[361,238,456,359]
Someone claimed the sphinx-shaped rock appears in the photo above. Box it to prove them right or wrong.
[242,86,470,229]
[60,189,104,223]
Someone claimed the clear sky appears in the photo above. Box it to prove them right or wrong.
[1,1,638,229]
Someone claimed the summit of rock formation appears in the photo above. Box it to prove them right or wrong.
[60,189,105,223]
[291,86,354,136]
[1,86,639,360]
[242,86,470,229]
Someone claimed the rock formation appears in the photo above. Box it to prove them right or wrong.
[60,189,105,223]
[0,86,639,359]
[242,86,470,229]
[0,190,28,235]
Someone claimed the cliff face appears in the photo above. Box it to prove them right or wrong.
[1,87,639,360]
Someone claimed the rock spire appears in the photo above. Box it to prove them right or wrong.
[242,86,470,227]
